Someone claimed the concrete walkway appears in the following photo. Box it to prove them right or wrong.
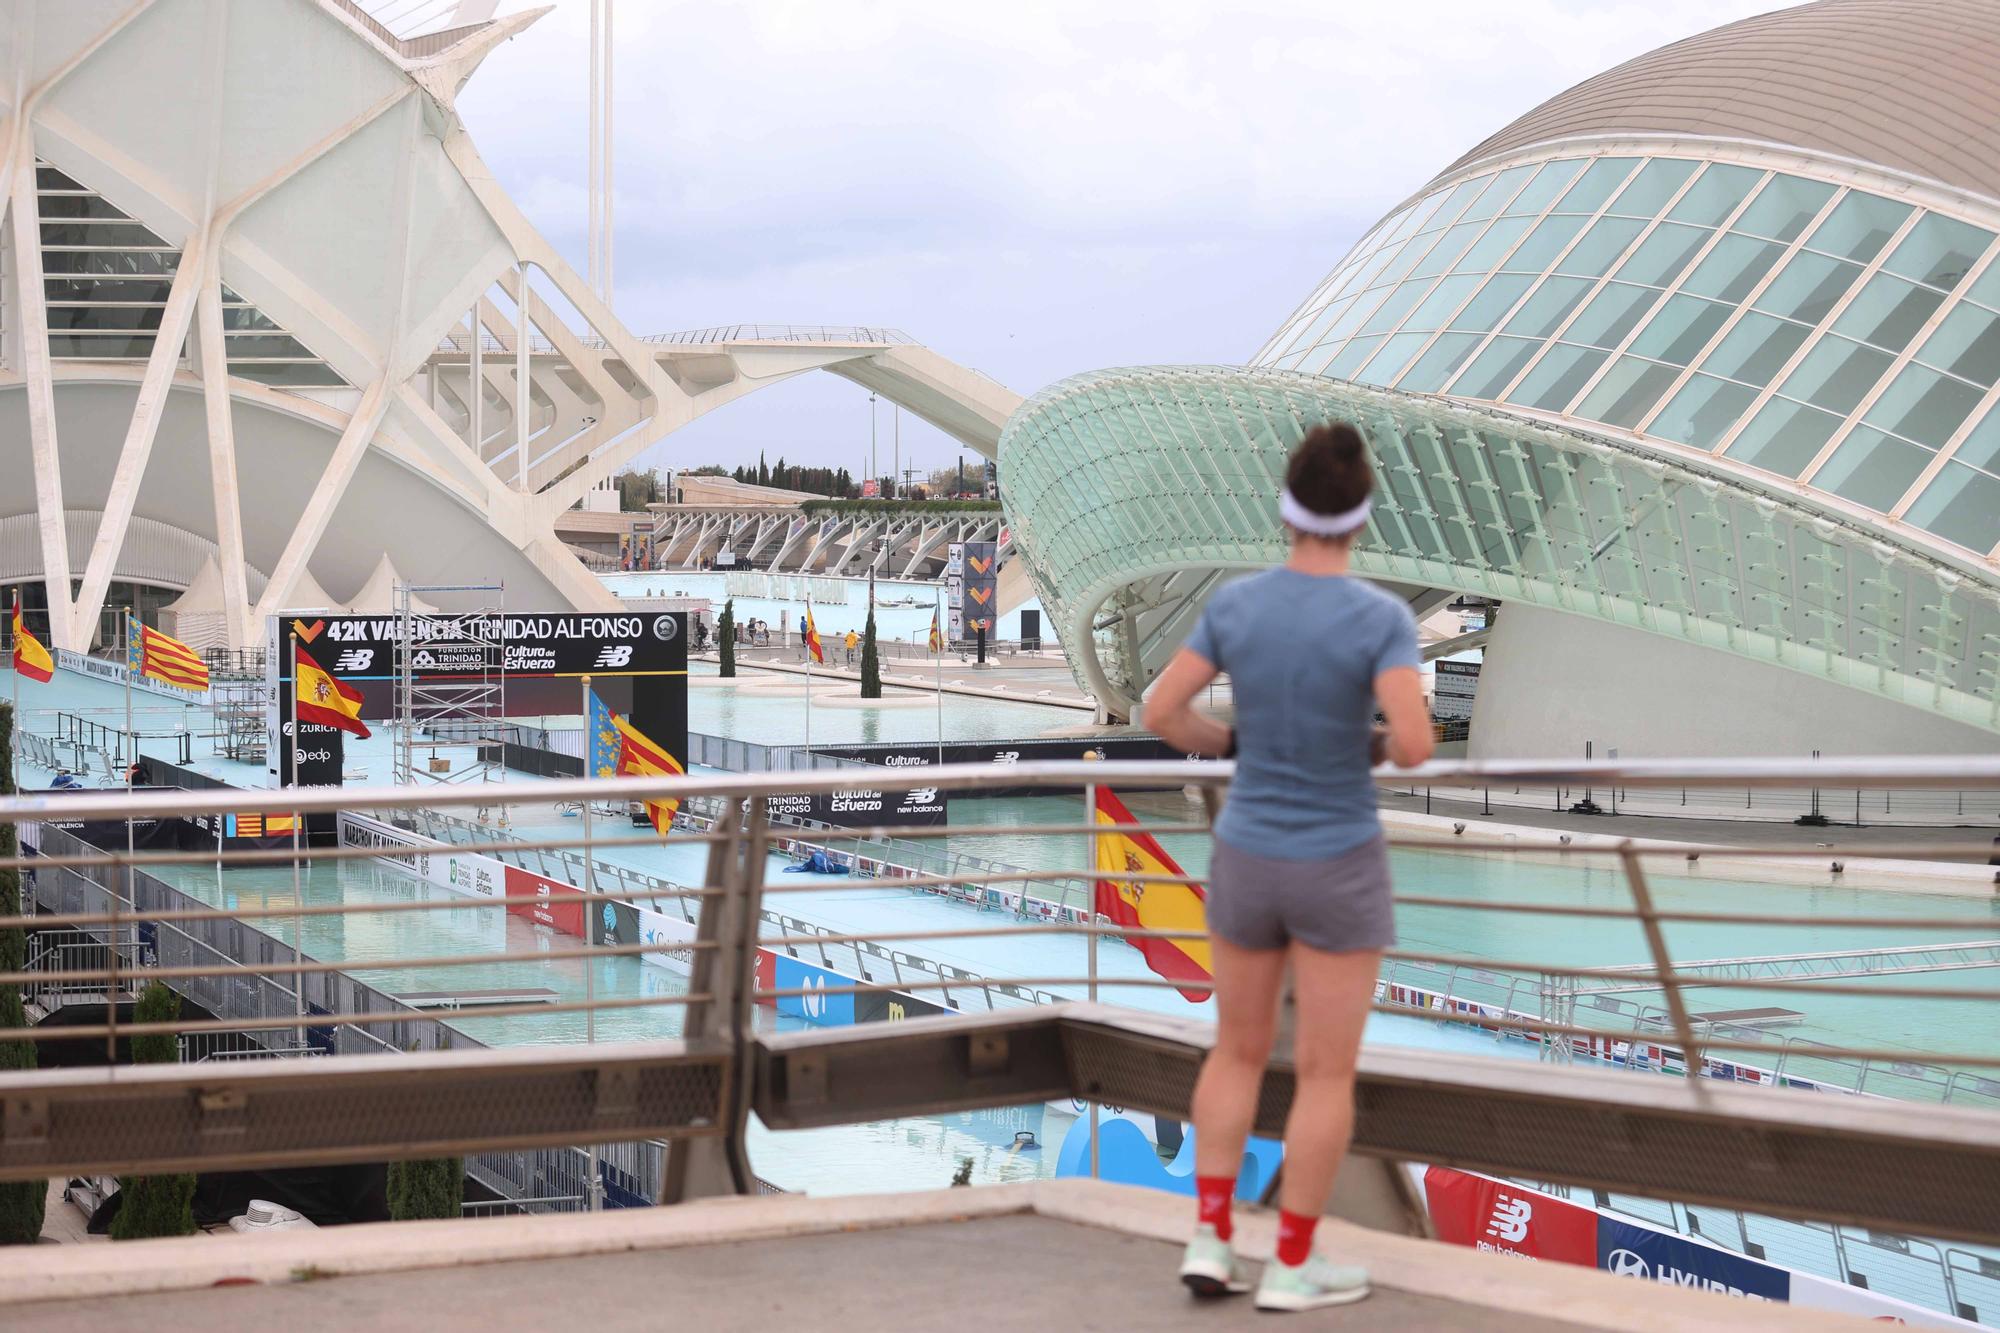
[5,1180,1859,1331]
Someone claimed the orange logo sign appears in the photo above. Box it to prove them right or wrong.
[292,618,325,643]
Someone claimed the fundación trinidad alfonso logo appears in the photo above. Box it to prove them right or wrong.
[1484,1194,1533,1245]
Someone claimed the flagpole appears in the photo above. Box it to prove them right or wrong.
[580,673,601,1213]
[123,609,134,856]
[1082,748,1103,1180]
[288,631,305,1044]
[9,599,19,794]
[803,598,812,752]
[933,591,944,768]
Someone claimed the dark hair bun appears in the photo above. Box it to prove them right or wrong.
[1284,421,1374,517]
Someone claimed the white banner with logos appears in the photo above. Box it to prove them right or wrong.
[337,812,506,902]
[1789,1272,1983,1328]
[54,648,208,703]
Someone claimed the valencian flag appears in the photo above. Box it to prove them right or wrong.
[293,642,370,739]
[127,614,209,691]
[11,595,53,683]
[592,688,685,835]
[1092,786,1213,1002]
[928,606,943,653]
[803,600,825,665]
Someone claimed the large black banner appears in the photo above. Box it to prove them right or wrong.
[765,783,947,828]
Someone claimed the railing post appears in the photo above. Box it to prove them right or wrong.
[662,795,767,1203]
[1617,845,1708,1102]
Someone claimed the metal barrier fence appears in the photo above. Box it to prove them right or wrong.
[4,757,2000,1318]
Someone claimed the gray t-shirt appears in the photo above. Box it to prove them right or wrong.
[1186,570,1420,859]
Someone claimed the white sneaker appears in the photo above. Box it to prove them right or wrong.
[1179,1223,1252,1297]
[1254,1253,1371,1311]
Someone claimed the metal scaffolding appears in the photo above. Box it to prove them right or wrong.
[393,584,508,812]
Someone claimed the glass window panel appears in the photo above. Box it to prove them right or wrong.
[229,362,346,387]
[38,194,143,221]
[1324,292,1381,343]
[1461,163,1537,221]
[1377,232,1444,286]
[1650,375,1758,446]
[1324,334,1386,380]
[1404,274,1482,331]
[1451,215,1532,274]
[1812,426,1933,510]
[1554,158,1639,214]
[1882,213,1993,291]
[1862,363,1984,445]
[1277,297,1352,359]
[1504,214,1589,273]
[1755,251,1864,323]
[1508,344,1609,411]
[1681,233,1785,303]
[1503,159,1586,216]
[224,334,317,360]
[1906,462,2000,553]
[1354,331,1432,386]
[1564,282,1662,349]
[1734,174,1836,243]
[35,165,86,190]
[1428,174,1495,230]
[1578,356,1683,428]
[1614,222,1713,288]
[47,333,156,358]
[1385,196,1440,246]
[1667,163,1764,227]
[1776,335,1894,415]
[44,278,170,303]
[1967,256,2000,312]
[1701,312,1812,386]
[1607,158,1697,217]
[1360,278,1434,335]
[1831,273,1944,352]
[1725,398,1845,476]
[1803,190,1912,262]
[46,304,167,332]
[1410,221,1488,279]
[1396,332,1484,392]
[42,250,180,275]
[1449,273,1536,331]
[40,220,169,247]
[1448,335,1543,399]
[1629,294,1733,366]
[1951,410,2000,473]
[1555,216,1647,277]
[1503,276,1595,337]
[1917,303,2000,387]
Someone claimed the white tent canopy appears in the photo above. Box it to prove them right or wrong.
[345,554,436,617]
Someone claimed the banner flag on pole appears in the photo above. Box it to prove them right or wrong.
[594,688,685,835]
[10,595,53,683]
[803,600,825,665]
[127,614,210,691]
[928,606,942,653]
[293,642,371,739]
[1091,785,1213,1002]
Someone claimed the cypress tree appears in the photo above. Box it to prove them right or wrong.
[860,583,882,700]
[388,1157,463,1221]
[0,702,45,1245]
[718,599,736,679]
[110,983,196,1240]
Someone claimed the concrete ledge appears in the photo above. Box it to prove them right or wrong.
[6,1179,1857,1329]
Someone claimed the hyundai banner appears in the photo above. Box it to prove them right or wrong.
[1595,1216,1789,1302]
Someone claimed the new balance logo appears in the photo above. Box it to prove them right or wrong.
[593,645,633,668]
[332,649,374,672]
[1484,1195,1532,1244]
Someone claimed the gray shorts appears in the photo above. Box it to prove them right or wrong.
[1206,835,1394,954]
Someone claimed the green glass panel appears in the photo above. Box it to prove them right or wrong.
[1907,461,2000,553]
[1411,221,1491,279]
[1502,159,1586,216]
[1448,335,1542,399]
[1324,335,1384,380]
[1812,426,1933,510]
[1803,190,1912,263]
[1396,332,1483,393]
[1882,213,1994,291]
[1725,398,1844,476]
[1613,222,1712,287]
[1577,356,1682,428]
[1555,217,1647,277]
[1564,282,1661,349]
[1503,276,1594,337]
[1650,374,1757,446]
[1503,214,1588,272]
[1554,158,1639,213]
[1915,302,2000,386]
[1754,251,1864,323]
[1428,174,1496,230]
[1354,331,1433,386]
[1863,363,1984,446]
[1831,273,1944,352]
[1607,159,1697,218]
[1776,335,1894,415]
[1666,163,1764,227]
[1966,255,2000,311]
[1461,163,1538,221]
[1449,273,1536,331]
[1360,279,1434,335]
[1508,344,1608,412]
[1451,215,1533,274]
[1403,273,1483,331]
[1950,409,2000,472]
[1628,294,1732,366]
[1681,233,1785,303]
[1701,312,1811,386]
[1733,174,1836,243]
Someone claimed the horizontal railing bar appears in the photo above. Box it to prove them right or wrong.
[0,826,735,875]
[0,884,721,933]
[1390,896,2000,931]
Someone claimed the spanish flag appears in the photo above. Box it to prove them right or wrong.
[11,595,53,684]
[1092,786,1213,1002]
[803,600,825,665]
[609,706,685,835]
[928,607,942,653]
[293,643,370,739]
[128,615,209,691]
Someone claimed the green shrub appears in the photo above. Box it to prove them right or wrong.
[388,1156,464,1221]
[110,983,196,1240]
[860,604,881,699]
[718,599,736,678]
[0,703,45,1245]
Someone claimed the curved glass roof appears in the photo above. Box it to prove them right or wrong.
[1255,151,2000,561]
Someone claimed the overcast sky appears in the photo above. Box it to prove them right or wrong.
[457,0,1785,479]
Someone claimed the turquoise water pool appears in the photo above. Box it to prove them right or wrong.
[597,571,1051,647]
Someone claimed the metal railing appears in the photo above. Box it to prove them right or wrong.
[4,757,2000,1318]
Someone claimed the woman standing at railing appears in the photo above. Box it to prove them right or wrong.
[1144,420,1432,1312]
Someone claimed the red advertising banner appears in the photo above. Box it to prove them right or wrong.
[752,946,777,1006]
[504,865,587,938]
[1424,1167,1598,1266]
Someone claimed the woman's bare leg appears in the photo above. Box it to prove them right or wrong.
[1190,936,1288,1179]
[1277,945,1380,1218]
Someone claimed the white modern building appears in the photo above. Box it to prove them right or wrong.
[0,0,1016,653]
[1001,0,2000,755]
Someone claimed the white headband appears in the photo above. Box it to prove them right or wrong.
[1279,487,1371,537]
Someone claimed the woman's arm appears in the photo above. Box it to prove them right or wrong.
[1141,648,1232,757]
[1373,665,1434,768]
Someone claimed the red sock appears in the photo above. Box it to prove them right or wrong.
[1276,1210,1318,1266]
[1195,1175,1235,1240]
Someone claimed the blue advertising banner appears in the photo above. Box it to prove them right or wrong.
[1596,1216,1790,1302]
[770,953,857,1027]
